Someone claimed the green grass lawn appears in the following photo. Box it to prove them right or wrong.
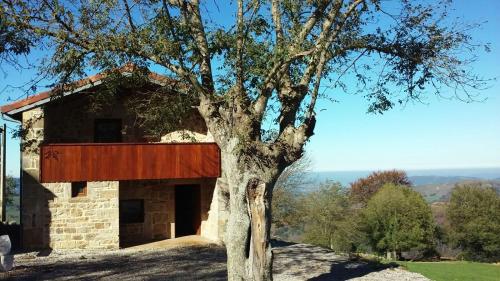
[398,261,500,281]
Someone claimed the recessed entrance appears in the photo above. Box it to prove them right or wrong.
[175,184,201,237]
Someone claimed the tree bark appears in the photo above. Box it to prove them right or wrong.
[247,179,273,281]
[225,182,251,280]
[220,141,275,281]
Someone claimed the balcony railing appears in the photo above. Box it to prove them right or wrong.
[39,142,221,183]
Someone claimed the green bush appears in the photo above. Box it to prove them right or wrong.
[300,182,364,253]
[363,184,436,259]
[447,184,500,262]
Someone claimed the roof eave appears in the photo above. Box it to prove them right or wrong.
[0,71,169,115]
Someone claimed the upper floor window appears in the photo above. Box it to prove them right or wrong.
[94,119,122,143]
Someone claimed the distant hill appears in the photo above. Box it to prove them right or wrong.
[413,179,500,203]
[304,168,500,189]
[302,169,500,203]
[408,175,478,186]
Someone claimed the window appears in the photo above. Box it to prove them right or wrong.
[120,199,144,224]
[94,119,122,143]
[71,182,87,197]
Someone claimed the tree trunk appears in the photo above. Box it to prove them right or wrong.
[221,144,275,281]
[386,250,398,260]
[225,180,251,280]
[247,179,273,281]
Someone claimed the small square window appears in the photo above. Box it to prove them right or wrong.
[94,119,122,143]
[120,199,144,224]
[71,182,87,197]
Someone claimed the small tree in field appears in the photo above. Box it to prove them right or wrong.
[301,182,362,253]
[350,170,411,204]
[447,184,500,262]
[1,0,487,279]
[363,184,435,260]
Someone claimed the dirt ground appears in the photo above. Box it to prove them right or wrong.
[272,242,429,281]
[0,239,429,281]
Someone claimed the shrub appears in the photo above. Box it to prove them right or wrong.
[301,182,364,253]
[447,184,500,262]
[363,184,436,260]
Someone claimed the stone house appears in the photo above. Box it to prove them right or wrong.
[0,67,225,250]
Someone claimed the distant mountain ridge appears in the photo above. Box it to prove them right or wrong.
[408,176,479,186]
[414,179,500,203]
[303,168,500,203]
[306,168,500,187]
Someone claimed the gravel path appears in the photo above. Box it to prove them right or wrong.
[1,245,227,281]
[273,242,430,281]
[0,242,430,281]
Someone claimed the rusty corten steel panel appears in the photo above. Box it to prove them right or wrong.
[39,143,221,183]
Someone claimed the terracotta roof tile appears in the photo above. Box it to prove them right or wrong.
[1,65,173,114]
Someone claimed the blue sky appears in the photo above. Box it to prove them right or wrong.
[308,0,500,171]
[1,0,499,176]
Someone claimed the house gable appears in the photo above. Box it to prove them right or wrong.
[0,65,173,119]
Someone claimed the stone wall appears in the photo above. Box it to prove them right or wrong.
[22,108,47,249]
[46,181,119,249]
[21,109,120,250]
[200,181,219,241]
[119,181,175,245]
[43,89,208,143]
[44,93,150,143]
[212,180,229,243]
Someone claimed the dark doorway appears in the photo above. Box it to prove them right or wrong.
[175,185,201,237]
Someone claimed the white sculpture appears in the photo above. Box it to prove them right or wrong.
[0,235,13,272]
[0,255,13,271]
[0,235,11,255]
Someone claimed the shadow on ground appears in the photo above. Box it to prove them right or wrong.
[1,245,227,281]
[308,260,397,281]
[272,240,398,281]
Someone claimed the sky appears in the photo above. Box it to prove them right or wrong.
[0,0,499,176]
[307,0,500,171]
